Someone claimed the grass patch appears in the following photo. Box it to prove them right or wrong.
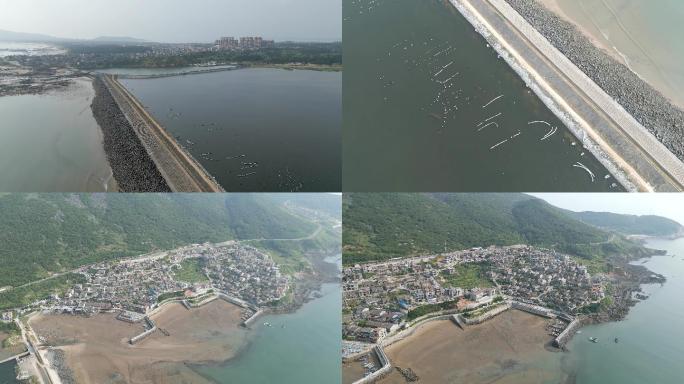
[441,263,493,289]
[407,299,459,321]
[173,258,208,283]
[157,290,184,303]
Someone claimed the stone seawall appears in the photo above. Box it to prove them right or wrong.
[462,302,511,325]
[129,317,157,344]
[554,317,584,348]
[505,0,684,162]
[90,76,171,192]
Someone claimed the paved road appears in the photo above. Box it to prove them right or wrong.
[104,75,224,192]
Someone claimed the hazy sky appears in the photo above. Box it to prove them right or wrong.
[0,0,341,43]
[533,193,684,225]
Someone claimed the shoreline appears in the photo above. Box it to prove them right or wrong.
[95,63,341,79]
[503,0,684,166]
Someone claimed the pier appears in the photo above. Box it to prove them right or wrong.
[101,74,224,192]
[450,0,684,191]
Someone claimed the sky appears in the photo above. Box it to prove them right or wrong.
[0,0,341,43]
[532,193,684,225]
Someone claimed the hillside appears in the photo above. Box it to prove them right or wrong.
[0,193,321,288]
[568,211,683,237]
[265,193,342,219]
[343,193,658,266]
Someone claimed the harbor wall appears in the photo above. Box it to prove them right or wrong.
[554,317,584,348]
[350,346,392,384]
[243,309,265,327]
[129,317,157,344]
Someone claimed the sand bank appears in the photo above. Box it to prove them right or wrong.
[379,310,567,384]
[30,300,249,384]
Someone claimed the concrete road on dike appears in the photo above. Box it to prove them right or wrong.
[104,75,224,192]
[451,0,684,192]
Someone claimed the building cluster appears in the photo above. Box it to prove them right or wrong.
[12,242,289,317]
[488,246,602,312]
[215,36,275,50]
[202,244,289,305]
[1,311,13,322]
[343,245,603,343]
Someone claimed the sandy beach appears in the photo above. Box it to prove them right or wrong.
[379,310,567,384]
[536,0,684,110]
[30,300,250,384]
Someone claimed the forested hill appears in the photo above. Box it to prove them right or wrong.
[0,193,320,288]
[567,211,683,237]
[343,193,660,265]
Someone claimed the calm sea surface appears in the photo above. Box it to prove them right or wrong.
[0,78,116,192]
[196,282,342,383]
[343,0,619,192]
[0,361,18,384]
[120,68,342,192]
[559,237,684,383]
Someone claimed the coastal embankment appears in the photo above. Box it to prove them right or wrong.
[91,74,224,192]
[506,0,684,162]
[450,0,684,191]
[91,76,171,192]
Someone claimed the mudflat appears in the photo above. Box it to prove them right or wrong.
[30,300,250,384]
[380,310,565,384]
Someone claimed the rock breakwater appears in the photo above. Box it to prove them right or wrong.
[505,0,684,161]
[90,76,170,192]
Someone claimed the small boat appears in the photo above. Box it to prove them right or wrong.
[589,337,598,343]
[263,322,272,327]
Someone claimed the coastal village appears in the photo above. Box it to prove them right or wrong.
[0,241,291,383]
[342,245,613,382]
[10,242,289,318]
